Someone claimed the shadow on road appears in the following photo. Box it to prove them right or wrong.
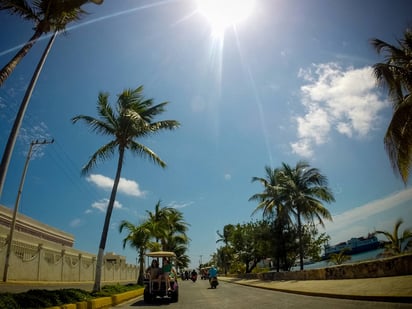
[128,298,173,307]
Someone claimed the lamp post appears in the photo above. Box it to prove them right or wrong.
[2,139,54,282]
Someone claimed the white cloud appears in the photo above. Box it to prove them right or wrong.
[291,63,388,157]
[86,174,146,197]
[69,218,82,228]
[323,187,412,243]
[168,201,194,209]
[91,198,123,213]
[224,173,232,180]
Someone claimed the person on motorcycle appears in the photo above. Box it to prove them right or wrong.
[208,265,217,281]
[208,265,219,288]
[191,269,198,282]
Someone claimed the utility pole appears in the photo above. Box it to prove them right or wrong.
[2,139,54,282]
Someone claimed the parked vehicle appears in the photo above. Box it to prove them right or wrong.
[143,251,179,303]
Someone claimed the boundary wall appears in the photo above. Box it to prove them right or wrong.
[0,235,137,283]
[238,254,412,281]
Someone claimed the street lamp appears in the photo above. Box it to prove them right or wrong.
[2,139,54,282]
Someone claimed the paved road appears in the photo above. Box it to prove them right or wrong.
[115,279,412,309]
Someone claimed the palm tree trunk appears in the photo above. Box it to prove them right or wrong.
[297,210,304,271]
[0,30,43,86]
[138,248,145,286]
[93,147,125,292]
[0,31,57,198]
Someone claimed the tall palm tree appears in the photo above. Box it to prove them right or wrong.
[249,166,292,271]
[0,0,102,198]
[371,28,412,184]
[374,219,412,256]
[278,161,334,270]
[72,85,180,292]
[119,220,151,285]
[0,0,102,86]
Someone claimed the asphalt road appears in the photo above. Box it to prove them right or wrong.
[115,278,412,309]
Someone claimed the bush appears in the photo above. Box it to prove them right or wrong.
[0,284,141,308]
[0,293,19,309]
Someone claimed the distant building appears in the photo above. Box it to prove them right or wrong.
[0,204,74,248]
[0,204,127,264]
[104,252,127,265]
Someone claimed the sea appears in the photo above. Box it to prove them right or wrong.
[291,248,385,271]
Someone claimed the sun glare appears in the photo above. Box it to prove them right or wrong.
[196,0,255,37]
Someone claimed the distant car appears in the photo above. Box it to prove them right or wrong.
[143,251,179,303]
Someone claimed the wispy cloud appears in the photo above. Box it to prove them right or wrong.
[291,63,388,158]
[167,201,194,209]
[224,173,231,180]
[69,218,83,228]
[18,123,53,159]
[91,198,123,213]
[323,188,412,242]
[86,174,146,197]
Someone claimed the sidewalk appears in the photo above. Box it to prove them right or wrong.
[219,275,412,303]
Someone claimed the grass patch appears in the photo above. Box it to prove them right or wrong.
[0,284,142,308]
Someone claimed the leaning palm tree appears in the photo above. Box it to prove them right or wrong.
[0,0,102,86]
[119,220,152,285]
[278,161,334,270]
[374,219,412,256]
[72,85,180,292]
[0,0,102,198]
[371,28,412,184]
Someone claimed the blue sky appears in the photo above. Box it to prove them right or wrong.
[1,0,412,269]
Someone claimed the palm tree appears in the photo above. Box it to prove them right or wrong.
[278,161,334,270]
[249,166,293,272]
[145,200,173,245]
[144,201,190,272]
[374,219,412,256]
[72,86,180,292]
[371,28,412,184]
[0,0,102,198]
[0,0,102,86]
[145,201,190,257]
[119,220,151,285]
[328,249,351,265]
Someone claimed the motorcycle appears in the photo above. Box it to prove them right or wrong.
[209,276,218,288]
[191,272,197,282]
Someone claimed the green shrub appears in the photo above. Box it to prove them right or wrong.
[14,289,66,308]
[0,293,19,309]
[55,289,91,304]
[0,284,141,308]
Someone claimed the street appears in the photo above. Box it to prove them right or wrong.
[115,278,412,309]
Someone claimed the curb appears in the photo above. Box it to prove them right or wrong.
[47,288,144,309]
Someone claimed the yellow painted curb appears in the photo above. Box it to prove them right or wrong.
[112,289,144,305]
[46,288,144,309]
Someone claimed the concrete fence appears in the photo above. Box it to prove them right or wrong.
[0,236,137,283]
[238,253,412,281]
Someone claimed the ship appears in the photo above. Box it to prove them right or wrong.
[322,234,381,259]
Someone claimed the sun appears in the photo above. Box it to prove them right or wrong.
[196,0,255,37]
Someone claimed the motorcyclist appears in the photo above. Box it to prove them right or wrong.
[209,265,217,281]
[191,269,197,282]
[209,265,218,287]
